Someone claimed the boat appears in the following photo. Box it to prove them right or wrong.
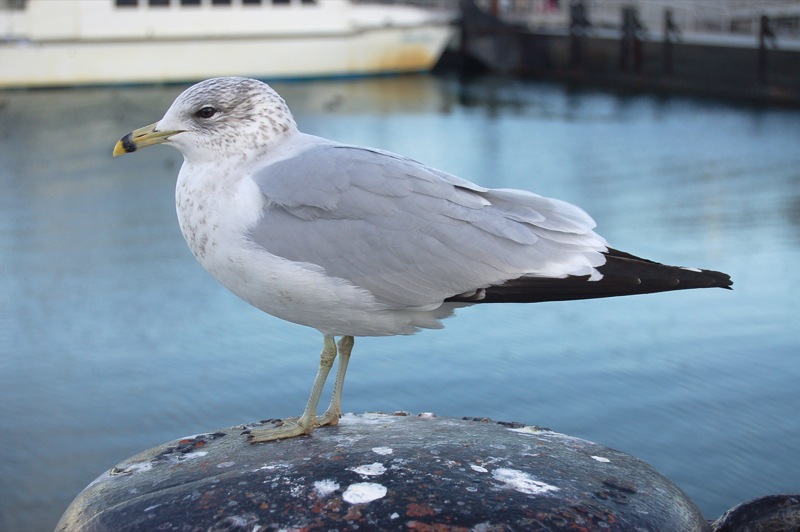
[0,0,456,88]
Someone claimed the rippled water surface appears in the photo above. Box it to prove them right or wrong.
[1,75,799,530]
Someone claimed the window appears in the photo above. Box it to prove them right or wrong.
[148,0,169,6]
[115,0,138,7]
[1,0,27,7]
[181,0,201,5]
[212,0,232,5]
[242,0,262,5]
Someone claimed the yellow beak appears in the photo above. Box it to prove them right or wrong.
[113,122,183,157]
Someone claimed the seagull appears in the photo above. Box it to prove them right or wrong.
[114,77,731,443]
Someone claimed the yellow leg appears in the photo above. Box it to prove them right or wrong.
[248,335,338,443]
[316,336,354,427]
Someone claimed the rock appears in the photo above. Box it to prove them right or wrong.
[712,494,800,532]
[56,413,710,531]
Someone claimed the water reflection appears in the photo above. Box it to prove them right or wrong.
[1,75,799,531]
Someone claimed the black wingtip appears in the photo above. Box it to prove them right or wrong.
[686,265,733,290]
[446,249,732,305]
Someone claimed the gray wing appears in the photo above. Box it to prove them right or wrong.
[248,142,607,309]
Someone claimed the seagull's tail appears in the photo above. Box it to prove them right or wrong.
[446,248,732,304]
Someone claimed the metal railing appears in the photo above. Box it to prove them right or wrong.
[470,0,800,36]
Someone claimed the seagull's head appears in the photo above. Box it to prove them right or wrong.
[113,77,297,163]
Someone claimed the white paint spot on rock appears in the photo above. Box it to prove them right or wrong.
[181,451,208,461]
[216,461,235,468]
[340,413,397,425]
[222,516,250,527]
[343,482,387,504]
[313,479,340,498]
[470,465,488,473]
[351,462,386,476]
[253,463,290,472]
[508,426,542,435]
[372,446,393,456]
[591,456,611,463]
[508,427,587,443]
[107,461,152,479]
[492,468,560,495]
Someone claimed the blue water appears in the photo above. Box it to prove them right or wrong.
[1,75,798,530]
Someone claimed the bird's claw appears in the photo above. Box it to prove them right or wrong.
[246,411,342,443]
[247,419,313,443]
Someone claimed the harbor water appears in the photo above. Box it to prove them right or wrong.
[1,74,799,530]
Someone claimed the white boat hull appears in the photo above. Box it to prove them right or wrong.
[0,0,454,88]
[2,27,451,87]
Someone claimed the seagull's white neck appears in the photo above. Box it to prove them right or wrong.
[174,157,262,267]
[173,130,315,266]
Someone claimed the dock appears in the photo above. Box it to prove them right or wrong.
[451,0,800,105]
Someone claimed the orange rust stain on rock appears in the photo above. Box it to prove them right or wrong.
[406,502,435,517]
[344,505,363,521]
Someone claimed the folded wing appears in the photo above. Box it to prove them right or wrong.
[248,141,609,309]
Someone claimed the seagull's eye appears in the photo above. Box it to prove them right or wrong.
[195,106,217,119]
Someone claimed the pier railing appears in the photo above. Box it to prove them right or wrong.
[470,0,800,38]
